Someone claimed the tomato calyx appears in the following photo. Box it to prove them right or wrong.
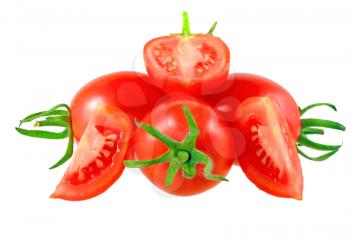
[124,106,228,187]
[297,102,346,161]
[16,103,73,169]
[171,11,218,37]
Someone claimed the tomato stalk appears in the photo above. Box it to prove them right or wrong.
[124,106,228,187]
[297,103,346,161]
[171,11,218,37]
[16,104,73,169]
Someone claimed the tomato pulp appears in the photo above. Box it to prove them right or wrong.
[51,105,132,200]
[144,12,230,96]
[234,97,303,199]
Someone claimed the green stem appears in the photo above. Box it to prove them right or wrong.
[181,11,191,37]
[208,21,218,35]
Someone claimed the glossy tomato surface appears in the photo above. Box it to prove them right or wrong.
[235,97,303,199]
[204,73,301,140]
[131,98,235,196]
[51,105,132,200]
[71,71,163,141]
[144,35,230,96]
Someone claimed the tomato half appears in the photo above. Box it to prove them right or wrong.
[70,71,163,141]
[204,73,301,140]
[144,35,230,96]
[130,98,235,196]
[51,105,132,200]
[235,97,303,199]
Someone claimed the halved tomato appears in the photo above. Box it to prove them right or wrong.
[144,35,230,96]
[51,105,132,200]
[234,97,303,200]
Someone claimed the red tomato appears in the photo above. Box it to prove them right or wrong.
[51,105,132,201]
[204,73,301,140]
[144,35,230,96]
[70,71,163,141]
[235,97,303,199]
[130,98,235,196]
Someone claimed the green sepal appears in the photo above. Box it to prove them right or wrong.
[298,102,345,162]
[297,147,339,161]
[16,103,73,169]
[124,105,228,187]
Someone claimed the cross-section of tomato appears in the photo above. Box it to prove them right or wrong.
[144,12,230,96]
[51,105,132,200]
[234,97,303,200]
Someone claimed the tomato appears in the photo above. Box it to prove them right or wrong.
[70,71,163,141]
[204,73,301,140]
[235,97,303,199]
[144,12,230,96]
[50,105,132,201]
[127,98,235,196]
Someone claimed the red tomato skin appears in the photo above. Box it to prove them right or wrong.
[70,71,163,141]
[51,105,132,201]
[144,35,230,96]
[204,73,301,140]
[131,98,235,196]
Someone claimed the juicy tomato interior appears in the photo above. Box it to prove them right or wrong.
[51,105,131,201]
[144,35,230,95]
[235,97,303,200]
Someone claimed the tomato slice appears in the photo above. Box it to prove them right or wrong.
[144,35,230,96]
[51,105,131,200]
[235,97,303,200]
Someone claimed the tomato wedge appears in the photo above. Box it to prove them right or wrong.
[51,105,131,200]
[144,12,230,96]
[234,97,303,200]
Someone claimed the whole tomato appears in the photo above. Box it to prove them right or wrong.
[125,98,235,196]
[70,71,164,141]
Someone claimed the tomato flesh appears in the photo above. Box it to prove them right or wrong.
[51,105,131,200]
[144,35,230,96]
[235,97,303,199]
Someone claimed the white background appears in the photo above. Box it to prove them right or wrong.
[1,0,349,248]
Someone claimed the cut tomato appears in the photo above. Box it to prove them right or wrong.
[144,35,229,96]
[144,12,230,96]
[234,97,303,200]
[51,105,131,200]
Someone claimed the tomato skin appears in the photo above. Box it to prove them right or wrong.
[235,97,303,199]
[131,98,235,196]
[144,35,230,96]
[70,71,163,141]
[51,105,132,201]
[204,73,301,140]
